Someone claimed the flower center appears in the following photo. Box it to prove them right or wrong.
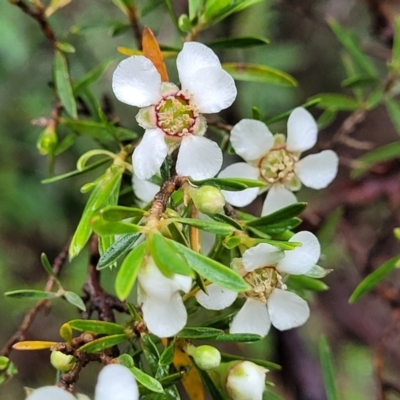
[244,267,285,304]
[156,93,199,137]
[258,147,298,185]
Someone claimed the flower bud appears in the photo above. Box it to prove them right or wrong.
[187,345,221,370]
[192,186,225,215]
[226,361,268,400]
[50,351,76,372]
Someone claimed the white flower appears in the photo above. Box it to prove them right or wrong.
[26,365,138,400]
[113,42,237,181]
[138,256,192,337]
[226,361,268,400]
[219,107,338,211]
[196,231,320,337]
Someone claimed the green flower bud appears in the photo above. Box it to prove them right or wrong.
[187,344,221,370]
[50,351,76,372]
[192,186,225,215]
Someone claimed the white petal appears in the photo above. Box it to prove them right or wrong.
[132,174,159,203]
[95,364,139,400]
[242,243,284,272]
[196,283,238,310]
[142,292,187,337]
[261,184,297,216]
[26,387,76,400]
[230,298,271,337]
[230,119,274,161]
[219,163,260,207]
[184,66,237,113]
[268,289,310,330]
[176,136,222,180]
[112,56,162,107]
[296,150,339,189]
[177,42,221,87]
[277,231,321,275]
[286,107,318,152]
[133,129,167,180]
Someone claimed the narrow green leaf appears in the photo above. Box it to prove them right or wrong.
[188,0,204,20]
[211,213,242,230]
[213,333,262,343]
[190,177,265,191]
[385,99,400,137]
[220,352,280,370]
[256,217,302,234]
[59,323,73,342]
[159,342,175,366]
[56,41,75,53]
[98,233,141,270]
[168,218,236,235]
[286,276,328,292]
[246,202,307,227]
[63,291,86,311]
[91,216,142,236]
[131,366,164,393]
[349,255,400,303]
[149,233,193,277]
[319,335,338,400]
[46,0,71,17]
[73,60,112,94]
[68,319,125,334]
[178,14,192,33]
[308,93,360,111]
[317,109,338,130]
[328,19,378,77]
[223,63,297,87]
[40,253,60,284]
[206,36,269,50]
[115,242,146,300]
[78,334,128,353]
[4,290,59,300]
[171,242,248,292]
[390,17,400,70]
[100,205,145,221]
[341,75,377,88]
[177,327,223,339]
[224,236,242,249]
[53,51,77,118]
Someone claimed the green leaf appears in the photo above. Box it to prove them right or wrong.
[168,218,236,235]
[115,242,146,300]
[317,109,338,130]
[149,233,194,277]
[341,75,377,88]
[98,233,141,270]
[220,352,280,370]
[59,323,73,342]
[206,35,269,50]
[131,366,164,393]
[224,236,242,249]
[286,276,328,292]
[223,63,297,87]
[246,202,307,227]
[171,241,248,291]
[390,17,400,70]
[100,205,145,221]
[68,319,125,334]
[4,290,59,300]
[177,327,224,339]
[63,291,86,311]
[159,342,175,366]
[328,19,378,77]
[349,255,400,303]
[305,265,332,279]
[308,93,360,111]
[211,213,242,230]
[53,51,77,118]
[78,334,128,353]
[73,60,112,94]
[385,99,400,137]
[351,141,400,178]
[319,335,338,400]
[40,253,61,284]
[91,216,142,236]
[56,41,75,53]
[190,177,265,191]
[188,0,204,20]
[256,217,302,234]
[119,354,134,368]
[213,333,262,342]
[46,0,71,17]
[178,14,192,33]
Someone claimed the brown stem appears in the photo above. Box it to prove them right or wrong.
[127,3,142,49]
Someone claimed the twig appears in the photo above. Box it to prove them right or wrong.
[0,243,69,357]
[126,3,142,49]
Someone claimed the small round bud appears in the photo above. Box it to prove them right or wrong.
[187,345,221,370]
[50,351,76,372]
[192,186,225,215]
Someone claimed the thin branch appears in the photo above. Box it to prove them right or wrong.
[126,3,142,49]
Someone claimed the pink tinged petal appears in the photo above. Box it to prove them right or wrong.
[277,231,321,275]
[230,298,271,337]
[176,136,222,180]
[142,292,188,337]
[230,119,274,161]
[242,243,284,272]
[132,174,160,203]
[95,364,139,400]
[196,283,238,310]
[27,387,77,400]
[133,129,167,180]
[261,184,298,216]
[219,162,260,207]
[267,289,310,331]
[295,150,339,189]
[177,42,221,87]
[286,107,318,152]
[112,56,162,107]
